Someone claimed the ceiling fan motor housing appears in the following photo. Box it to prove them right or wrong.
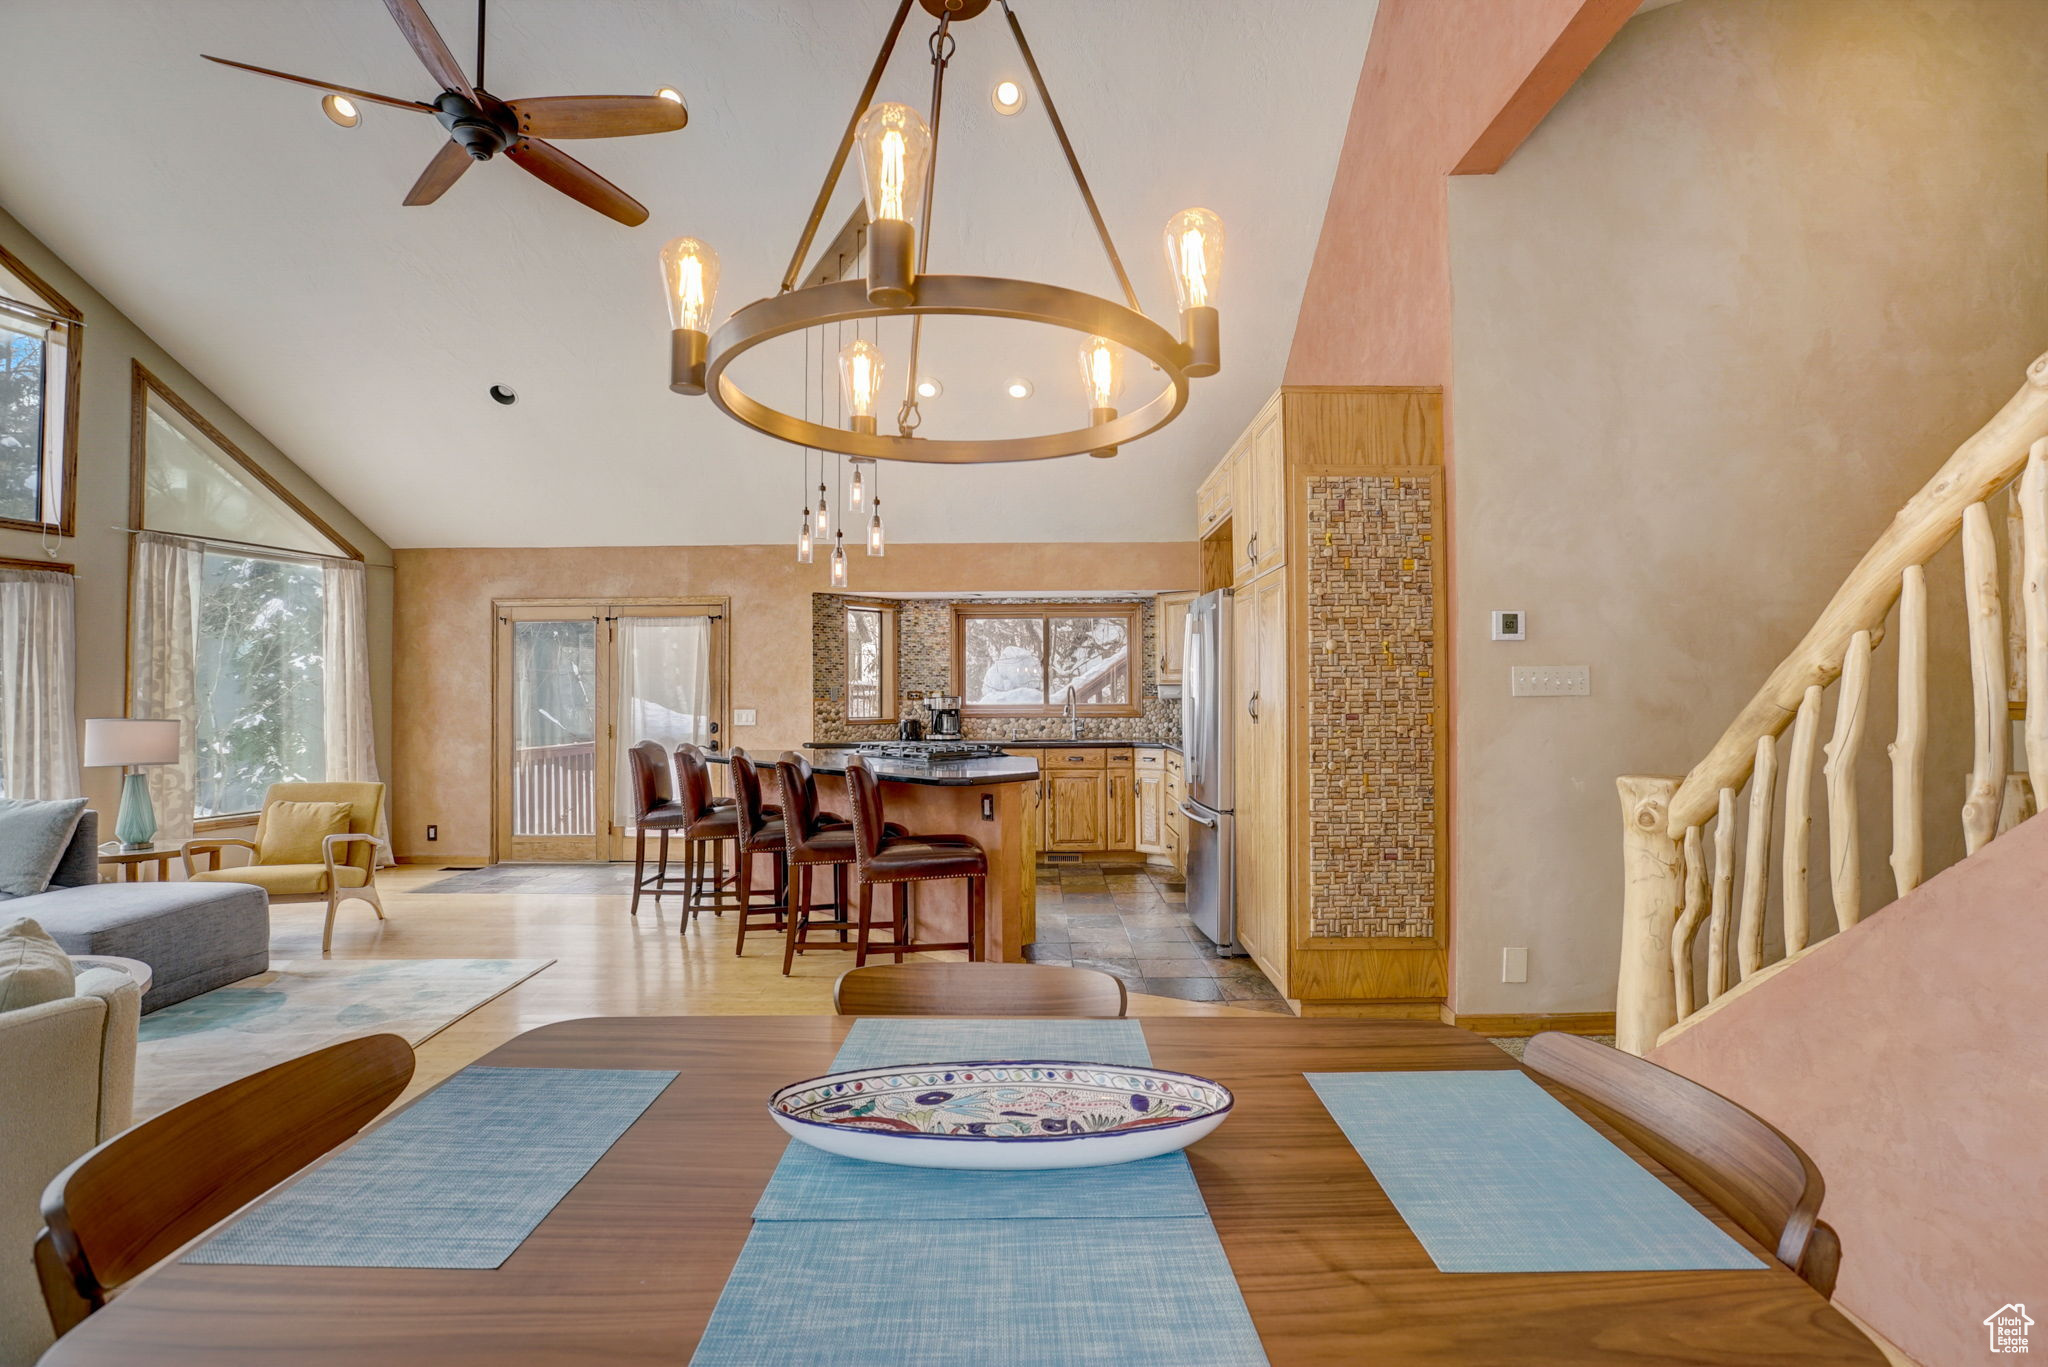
[434,89,515,160]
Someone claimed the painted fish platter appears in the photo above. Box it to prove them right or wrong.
[768,1060,1235,1170]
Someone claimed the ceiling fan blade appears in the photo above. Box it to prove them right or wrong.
[505,95,688,139]
[380,0,480,106]
[505,138,648,226]
[403,140,474,206]
[200,55,436,112]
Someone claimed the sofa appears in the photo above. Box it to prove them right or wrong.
[0,955,139,1367]
[5,812,269,1013]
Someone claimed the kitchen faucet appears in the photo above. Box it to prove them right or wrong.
[1064,686,1082,740]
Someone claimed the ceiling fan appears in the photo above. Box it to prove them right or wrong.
[202,0,686,226]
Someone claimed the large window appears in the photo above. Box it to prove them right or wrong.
[194,550,326,817]
[952,603,1141,716]
[0,246,81,534]
[845,602,897,722]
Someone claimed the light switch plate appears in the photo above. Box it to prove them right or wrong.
[1510,666,1589,697]
[733,708,758,726]
[1502,947,1528,984]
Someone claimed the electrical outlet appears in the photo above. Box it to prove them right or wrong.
[1502,947,1528,983]
[734,708,758,727]
[1510,665,1589,697]
[426,824,438,842]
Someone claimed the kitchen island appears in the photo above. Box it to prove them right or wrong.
[716,748,1041,961]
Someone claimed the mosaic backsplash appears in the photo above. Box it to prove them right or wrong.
[1306,474,1439,939]
[812,593,1182,745]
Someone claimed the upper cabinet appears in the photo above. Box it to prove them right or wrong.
[1206,394,1289,588]
[1196,453,1234,539]
[1154,590,1196,686]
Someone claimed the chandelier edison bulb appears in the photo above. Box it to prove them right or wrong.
[797,508,814,564]
[848,461,866,511]
[829,532,849,587]
[1078,336,1126,459]
[856,102,932,307]
[868,500,886,556]
[814,483,830,540]
[1164,207,1223,378]
[839,339,885,435]
[660,237,720,394]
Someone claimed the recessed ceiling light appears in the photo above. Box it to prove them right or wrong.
[655,86,685,105]
[321,93,360,128]
[916,376,944,399]
[991,80,1024,116]
[1005,378,1033,399]
[488,384,518,405]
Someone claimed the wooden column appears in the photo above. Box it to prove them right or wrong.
[1616,776,1683,1055]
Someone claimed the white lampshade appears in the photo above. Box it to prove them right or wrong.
[81,718,180,768]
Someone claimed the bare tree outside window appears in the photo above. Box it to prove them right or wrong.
[955,605,1140,715]
[193,551,327,816]
[846,605,887,720]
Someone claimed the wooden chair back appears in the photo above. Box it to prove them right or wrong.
[35,1034,415,1337]
[256,782,386,875]
[844,755,887,861]
[674,743,717,821]
[1522,1032,1836,1292]
[835,962,1129,1018]
[626,740,673,820]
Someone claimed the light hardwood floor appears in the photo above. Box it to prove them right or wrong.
[288,866,1255,1101]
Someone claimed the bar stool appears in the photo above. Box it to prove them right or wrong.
[727,749,790,955]
[774,752,906,975]
[625,741,693,915]
[674,743,741,919]
[844,755,989,966]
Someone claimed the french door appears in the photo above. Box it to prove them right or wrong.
[492,599,728,862]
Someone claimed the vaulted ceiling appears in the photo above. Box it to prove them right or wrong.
[0,1,1376,546]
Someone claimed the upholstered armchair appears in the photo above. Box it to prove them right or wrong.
[183,782,388,954]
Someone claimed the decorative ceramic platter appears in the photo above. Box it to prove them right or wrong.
[768,1060,1234,1170]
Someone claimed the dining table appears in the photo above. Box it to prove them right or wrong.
[39,1016,1887,1366]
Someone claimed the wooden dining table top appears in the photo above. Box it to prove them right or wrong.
[42,1015,1886,1367]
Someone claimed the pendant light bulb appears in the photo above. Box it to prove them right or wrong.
[838,339,886,435]
[868,499,886,557]
[797,508,814,564]
[830,532,848,588]
[1163,206,1224,378]
[848,460,867,511]
[814,483,830,540]
[855,102,930,306]
[1077,335,1125,408]
[660,236,720,394]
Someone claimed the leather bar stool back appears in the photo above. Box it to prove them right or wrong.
[844,755,989,966]
[775,753,906,976]
[674,743,740,920]
[626,741,692,915]
[728,749,789,955]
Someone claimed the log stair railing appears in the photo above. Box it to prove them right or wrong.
[1617,351,2048,1053]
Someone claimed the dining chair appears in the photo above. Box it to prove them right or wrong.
[1522,1031,1841,1294]
[34,1034,415,1338]
[834,962,1129,1018]
[183,781,389,954]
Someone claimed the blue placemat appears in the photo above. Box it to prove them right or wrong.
[1306,1070,1764,1273]
[186,1065,677,1269]
[831,1017,1153,1069]
[751,1016,1200,1220]
[689,1219,1270,1367]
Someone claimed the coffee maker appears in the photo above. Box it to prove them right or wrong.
[926,694,963,740]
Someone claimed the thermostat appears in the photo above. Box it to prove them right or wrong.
[1491,610,1526,642]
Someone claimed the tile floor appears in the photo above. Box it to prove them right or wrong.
[1025,857,1289,1012]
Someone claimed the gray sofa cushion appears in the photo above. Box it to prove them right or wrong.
[0,797,88,897]
[50,809,100,890]
[10,881,270,1014]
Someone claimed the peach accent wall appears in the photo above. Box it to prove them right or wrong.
[391,542,1197,861]
[1651,813,2048,1367]
[1283,0,1636,387]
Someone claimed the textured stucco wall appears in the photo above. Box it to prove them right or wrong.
[1447,0,2048,1015]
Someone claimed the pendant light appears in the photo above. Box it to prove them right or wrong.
[848,459,868,511]
[1078,335,1125,458]
[868,499,885,556]
[660,236,720,394]
[814,481,830,540]
[797,508,814,564]
[830,530,849,587]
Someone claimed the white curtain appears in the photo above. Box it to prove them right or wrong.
[128,532,202,843]
[322,558,389,862]
[613,614,714,818]
[0,566,81,799]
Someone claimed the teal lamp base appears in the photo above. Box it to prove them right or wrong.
[114,771,159,851]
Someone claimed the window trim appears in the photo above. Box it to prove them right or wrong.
[843,600,899,724]
[129,360,362,562]
[0,240,82,538]
[951,602,1144,718]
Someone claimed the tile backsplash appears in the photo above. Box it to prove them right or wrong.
[812,593,1182,744]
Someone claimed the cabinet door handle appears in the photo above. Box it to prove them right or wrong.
[1246,532,1258,562]
[1247,690,1261,721]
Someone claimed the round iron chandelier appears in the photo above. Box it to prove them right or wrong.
[658,0,1224,466]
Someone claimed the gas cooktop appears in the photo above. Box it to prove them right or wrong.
[854,741,1008,765]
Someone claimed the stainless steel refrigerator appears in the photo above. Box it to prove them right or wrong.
[1180,589,1239,953]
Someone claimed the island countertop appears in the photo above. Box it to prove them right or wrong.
[711,748,1039,787]
[807,738,1181,755]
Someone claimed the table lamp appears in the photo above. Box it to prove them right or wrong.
[82,718,181,850]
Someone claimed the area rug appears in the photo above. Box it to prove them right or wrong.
[133,958,554,1119]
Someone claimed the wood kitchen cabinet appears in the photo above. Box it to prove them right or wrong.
[1105,770,1133,849]
[1164,750,1185,874]
[1133,749,1168,856]
[1155,590,1196,686]
[1045,770,1105,850]
[1228,398,1285,586]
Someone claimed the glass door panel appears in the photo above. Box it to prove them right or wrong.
[497,609,606,862]
[610,608,725,859]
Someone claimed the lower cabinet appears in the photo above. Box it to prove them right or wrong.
[1045,770,1105,851]
[1009,746,1179,858]
[1134,769,1167,854]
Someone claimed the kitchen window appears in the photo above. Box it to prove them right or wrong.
[0,244,81,535]
[951,603,1142,717]
[844,602,897,723]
